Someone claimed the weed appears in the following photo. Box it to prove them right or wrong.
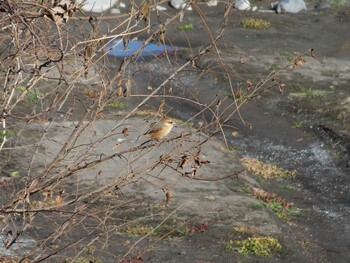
[177,23,194,30]
[233,226,259,234]
[15,85,41,102]
[292,121,303,129]
[123,224,156,236]
[248,203,263,210]
[107,101,127,109]
[331,113,344,121]
[329,0,349,7]
[177,225,189,236]
[0,129,14,140]
[270,64,280,71]
[64,257,102,263]
[281,184,296,191]
[289,86,328,98]
[226,236,282,256]
[250,187,296,220]
[240,18,271,30]
[277,51,294,62]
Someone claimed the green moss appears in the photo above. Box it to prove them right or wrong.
[226,236,282,256]
[281,184,297,191]
[65,257,102,263]
[177,23,194,30]
[15,85,41,102]
[123,224,156,236]
[248,203,264,210]
[240,18,271,30]
[0,129,14,139]
[329,0,349,7]
[107,101,127,109]
[289,85,328,98]
[276,51,294,62]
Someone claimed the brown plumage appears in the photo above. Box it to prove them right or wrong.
[144,117,174,139]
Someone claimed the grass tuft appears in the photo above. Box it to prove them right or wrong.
[225,236,282,256]
[240,18,271,30]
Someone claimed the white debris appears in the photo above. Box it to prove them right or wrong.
[76,0,117,13]
[170,0,192,10]
[207,0,218,7]
[235,0,251,11]
[110,8,121,14]
[156,5,167,11]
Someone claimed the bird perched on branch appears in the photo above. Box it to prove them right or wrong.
[144,117,174,139]
[113,117,174,149]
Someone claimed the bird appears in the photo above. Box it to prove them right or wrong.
[113,117,174,149]
[144,117,174,139]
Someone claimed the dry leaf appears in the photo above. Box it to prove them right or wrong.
[125,78,132,97]
[42,188,53,198]
[246,80,253,89]
[122,128,129,136]
[240,56,245,66]
[83,89,99,99]
[55,194,63,208]
[96,169,103,178]
[292,54,307,69]
[164,189,173,206]
[44,0,79,24]
[138,0,151,22]
[278,83,286,93]
[113,143,122,150]
[158,100,165,113]
[310,48,317,60]
[116,86,123,97]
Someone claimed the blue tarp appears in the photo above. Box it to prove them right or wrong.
[105,39,179,58]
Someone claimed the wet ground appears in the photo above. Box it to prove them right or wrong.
[1,1,350,262]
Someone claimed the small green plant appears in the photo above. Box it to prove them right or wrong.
[250,187,296,220]
[289,86,328,98]
[248,203,263,210]
[225,241,234,251]
[269,64,280,71]
[65,257,102,263]
[15,85,40,102]
[292,121,303,129]
[177,23,194,30]
[240,18,271,30]
[107,101,127,109]
[226,236,282,256]
[266,200,288,219]
[281,184,296,191]
[0,129,14,140]
[331,113,344,121]
[123,224,156,236]
[329,0,349,7]
[276,51,294,62]
[177,225,189,236]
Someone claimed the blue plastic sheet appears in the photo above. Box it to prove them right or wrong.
[105,39,179,58]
